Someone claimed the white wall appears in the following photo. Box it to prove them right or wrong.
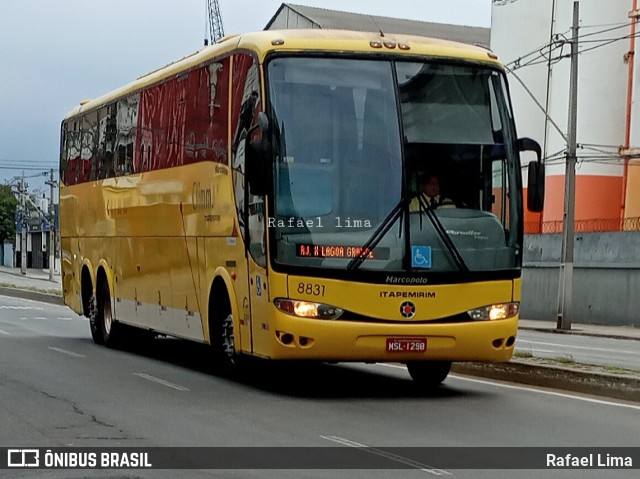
[549,0,628,177]
[492,0,632,176]
[491,0,554,167]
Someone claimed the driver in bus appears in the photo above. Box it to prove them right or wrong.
[409,174,456,212]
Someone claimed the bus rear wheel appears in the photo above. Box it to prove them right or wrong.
[88,293,103,345]
[406,361,452,387]
[96,280,121,347]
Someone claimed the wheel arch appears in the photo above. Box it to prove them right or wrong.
[207,267,242,352]
[80,260,95,317]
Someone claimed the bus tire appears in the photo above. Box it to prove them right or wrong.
[88,293,103,344]
[406,360,452,387]
[210,295,240,374]
[221,312,237,370]
[96,279,121,347]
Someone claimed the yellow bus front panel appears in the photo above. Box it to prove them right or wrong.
[256,274,519,362]
[266,306,518,362]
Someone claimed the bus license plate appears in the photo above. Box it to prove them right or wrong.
[386,337,427,353]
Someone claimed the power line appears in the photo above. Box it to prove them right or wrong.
[0,166,56,171]
[506,20,639,73]
[508,30,640,71]
[575,21,632,40]
[0,159,56,165]
[578,31,640,55]
[504,28,571,70]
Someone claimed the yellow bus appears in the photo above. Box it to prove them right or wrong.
[60,29,544,386]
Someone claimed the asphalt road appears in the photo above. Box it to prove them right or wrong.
[1,294,639,479]
[516,330,640,371]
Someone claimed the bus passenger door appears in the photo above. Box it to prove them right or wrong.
[230,52,270,356]
[246,196,270,356]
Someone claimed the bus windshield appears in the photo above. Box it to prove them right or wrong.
[267,56,521,276]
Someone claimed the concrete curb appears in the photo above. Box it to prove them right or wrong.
[452,360,640,403]
[519,326,640,342]
[0,286,64,306]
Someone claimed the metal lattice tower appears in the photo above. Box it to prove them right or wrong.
[206,0,225,45]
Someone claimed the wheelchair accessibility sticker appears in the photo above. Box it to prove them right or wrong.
[411,246,432,269]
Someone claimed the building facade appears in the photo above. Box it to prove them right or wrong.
[492,0,640,325]
[492,0,640,233]
[265,3,490,47]
[15,200,58,270]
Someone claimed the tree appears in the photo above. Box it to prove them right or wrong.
[0,185,19,244]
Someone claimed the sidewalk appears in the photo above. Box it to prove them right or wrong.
[0,266,62,291]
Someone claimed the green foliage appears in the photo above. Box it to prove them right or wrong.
[0,185,19,244]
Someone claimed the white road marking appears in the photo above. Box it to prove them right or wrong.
[0,329,9,335]
[56,317,74,321]
[516,347,572,355]
[321,435,452,475]
[133,372,190,391]
[48,346,86,358]
[518,339,640,356]
[0,305,44,310]
[33,317,49,320]
[377,363,640,411]
[0,295,67,307]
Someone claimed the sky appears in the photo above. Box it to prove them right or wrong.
[0,0,491,194]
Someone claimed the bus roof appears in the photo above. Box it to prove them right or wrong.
[63,28,502,121]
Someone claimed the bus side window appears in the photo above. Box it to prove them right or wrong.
[61,122,73,185]
[79,114,96,184]
[114,95,138,176]
[231,53,265,266]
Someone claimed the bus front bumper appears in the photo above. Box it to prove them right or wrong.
[265,310,518,362]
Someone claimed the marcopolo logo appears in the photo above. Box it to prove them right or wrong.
[8,449,39,468]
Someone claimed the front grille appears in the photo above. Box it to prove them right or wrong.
[336,310,471,324]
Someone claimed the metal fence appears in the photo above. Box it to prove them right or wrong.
[525,217,640,234]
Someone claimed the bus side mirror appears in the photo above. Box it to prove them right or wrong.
[518,138,544,212]
[527,161,545,212]
[521,136,545,212]
[246,112,270,197]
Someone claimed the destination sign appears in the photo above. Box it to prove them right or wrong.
[296,244,390,260]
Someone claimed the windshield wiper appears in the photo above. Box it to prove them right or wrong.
[346,201,403,271]
[346,196,470,272]
[415,195,469,272]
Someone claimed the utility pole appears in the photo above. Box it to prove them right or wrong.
[557,1,579,331]
[45,168,56,281]
[19,174,28,275]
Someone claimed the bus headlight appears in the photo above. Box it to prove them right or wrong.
[274,299,344,320]
[467,302,519,321]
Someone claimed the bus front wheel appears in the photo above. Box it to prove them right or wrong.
[220,312,237,368]
[210,304,240,373]
[406,361,452,387]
